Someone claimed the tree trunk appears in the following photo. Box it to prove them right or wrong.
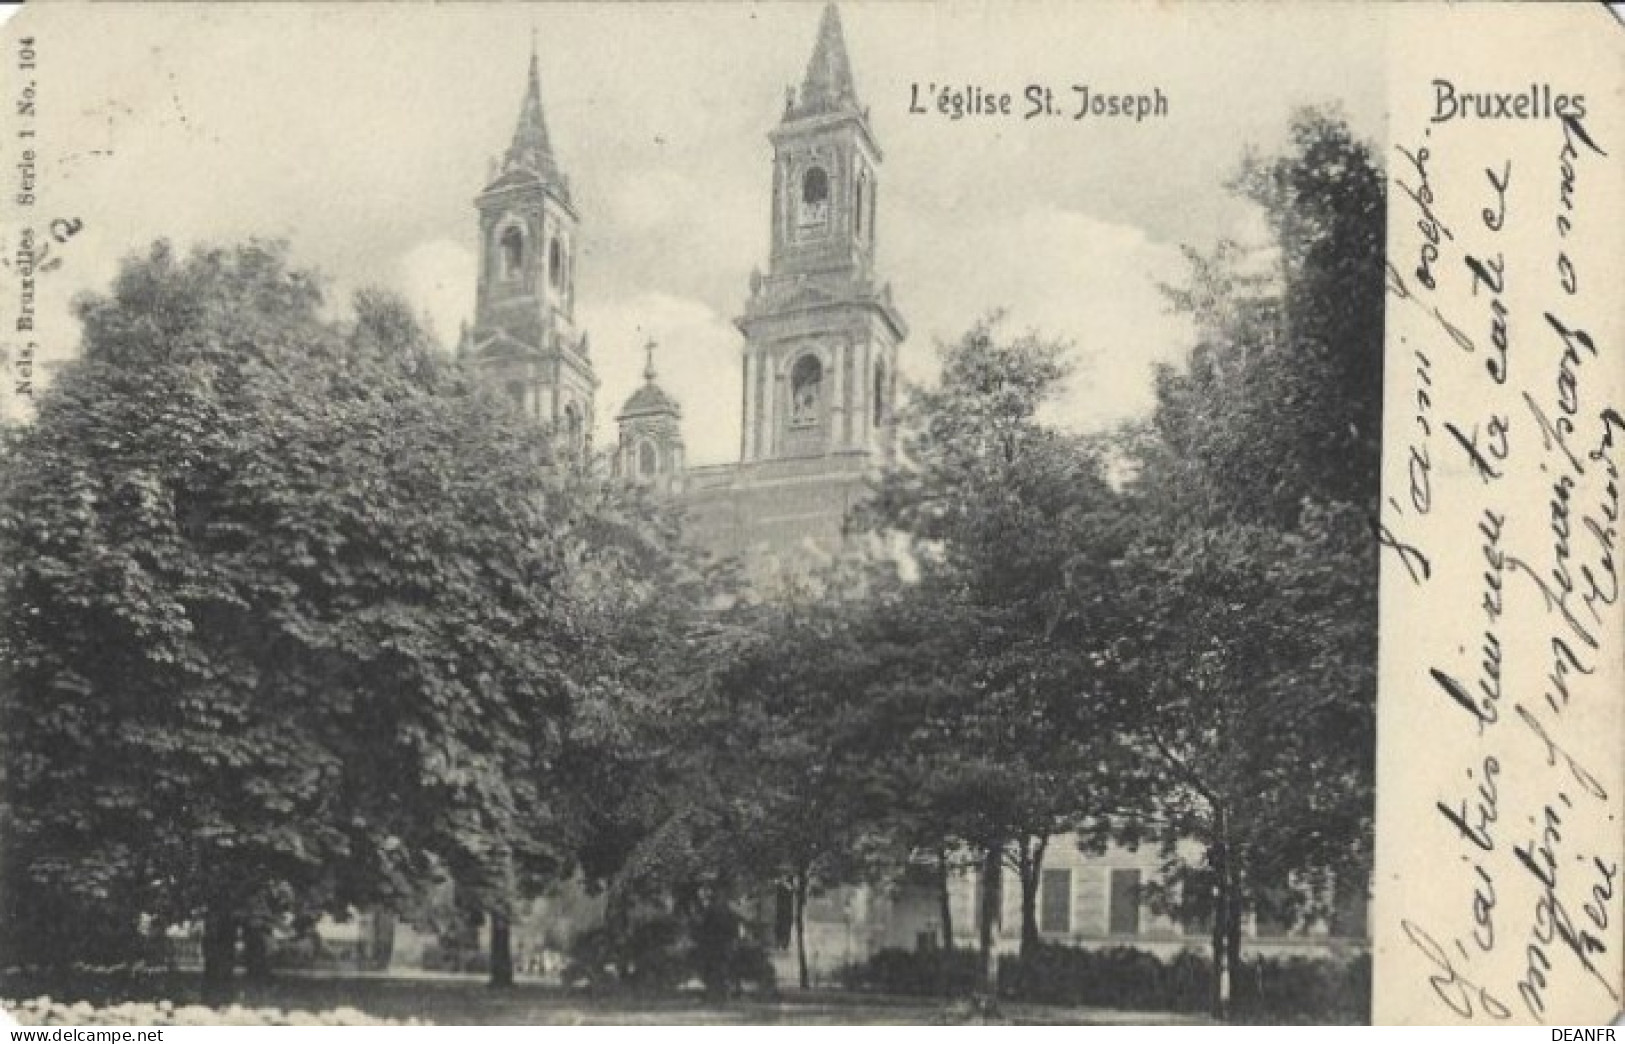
[372,910,397,971]
[1208,827,1237,1022]
[201,903,237,1006]
[1016,834,1048,958]
[793,871,810,990]
[489,912,515,989]
[1208,871,1227,1022]
[936,848,955,952]
[976,842,1003,995]
[1225,887,1244,1019]
[241,921,271,982]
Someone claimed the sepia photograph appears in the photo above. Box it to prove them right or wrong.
[0,0,1617,1029]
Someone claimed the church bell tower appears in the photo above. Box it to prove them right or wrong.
[614,341,686,493]
[467,40,596,452]
[736,3,906,469]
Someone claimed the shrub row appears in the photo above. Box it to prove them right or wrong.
[835,947,982,997]
[563,916,777,996]
[998,945,1210,1012]
[839,944,1371,1023]
[4,996,421,1026]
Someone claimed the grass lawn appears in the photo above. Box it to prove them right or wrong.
[1,970,1216,1026]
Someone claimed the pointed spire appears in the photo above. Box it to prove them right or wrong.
[499,34,564,190]
[793,4,860,118]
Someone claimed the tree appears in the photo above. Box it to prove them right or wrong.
[533,470,775,997]
[573,597,779,998]
[1114,107,1384,1019]
[0,241,580,997]
[1150,106,1384,528]
[713,559,912,990]
[861,318,1145,983]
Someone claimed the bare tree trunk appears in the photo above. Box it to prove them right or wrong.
[1016,834,1048,958]
[1209,870,1227,1022]
[1208,816,1236,1022]
[1225,887,1244,1019]
[976,842,1002,995]
[240,921,271,982]
[793,871,811,990]
[372,910,397,971]
[489,912,515,989]
[936,848,955,952]
[201,902,237,1006]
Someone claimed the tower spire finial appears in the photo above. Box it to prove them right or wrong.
[643,339,658,382]
[791,3,859,118]
[497,33,564,191]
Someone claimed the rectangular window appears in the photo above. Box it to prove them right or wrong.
[1108,869,1142,935]
[1038,869,1072,934]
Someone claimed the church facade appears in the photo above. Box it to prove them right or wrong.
[461,5,1367,984]
[610,4,907,585]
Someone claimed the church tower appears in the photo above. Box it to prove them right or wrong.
[736,3,906,470]
[614,342,686,492]
[468,42,596,452]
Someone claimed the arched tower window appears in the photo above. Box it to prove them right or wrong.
[803,167,829,206]
[798,167,830,229]
[505,380,527,411]
[638,441,659,477]
[500,227,524,280]
[855,174,866,235]
[790,354,824,427]
[549,237,564,289]
[873,360,887,427]
[563,402,583,451]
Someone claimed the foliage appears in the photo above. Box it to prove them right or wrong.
[859,317,1147,964]
[1150,106,1384,527]
[561,903,775,997]
[0,105,1385,1017]
[998,944,1205,1012]
[839,944,1369,1023]
[0,240,581,987]
[836,946,981,998]
[1106,105,1383,1015]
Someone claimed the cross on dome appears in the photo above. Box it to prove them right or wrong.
[618,338,680,420]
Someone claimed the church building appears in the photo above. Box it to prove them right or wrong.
[463,7,903,580]
[460,4,1367,985]
[608,4,907,583]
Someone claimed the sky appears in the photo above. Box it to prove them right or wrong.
[7,2,1386,464]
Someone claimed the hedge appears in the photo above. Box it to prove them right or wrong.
[839,944,1371,1023]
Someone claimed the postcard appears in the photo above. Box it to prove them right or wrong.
[0,0,1618,1028]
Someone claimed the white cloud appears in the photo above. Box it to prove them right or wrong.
[607,169,704,234]
[397,240,477,348]
[579,292,743,465]
[893,205,1196,432]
